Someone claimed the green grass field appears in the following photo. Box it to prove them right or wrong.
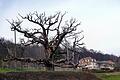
[0,67,45,73]
[96,72,120,80]
[1,68,120,80]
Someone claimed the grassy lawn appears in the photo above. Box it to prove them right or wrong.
[95,72,120,80]
[1,68,120,80]
[0,67,45,73]
[0,68,16,73]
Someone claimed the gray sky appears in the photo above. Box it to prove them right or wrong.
[0,0,120,56]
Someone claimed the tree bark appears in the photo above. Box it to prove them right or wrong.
[43,59,54,71]
[44,48,55,71]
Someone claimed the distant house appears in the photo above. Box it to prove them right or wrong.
[96,60,115,70]
[77,57,98,70]
[77,57,115,70]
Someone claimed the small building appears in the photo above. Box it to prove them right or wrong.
[96,60,115,70]
[77,57,98,70]
[77,57,115,70]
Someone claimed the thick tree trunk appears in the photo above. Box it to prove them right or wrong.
[44,49,55,71]
[43,59,54,71]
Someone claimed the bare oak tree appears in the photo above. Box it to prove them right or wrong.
[7,12,82,70]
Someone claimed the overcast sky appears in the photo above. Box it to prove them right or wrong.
[0,0,120,56]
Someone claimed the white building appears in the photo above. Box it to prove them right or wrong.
[77,57,98,70]
[77,57,115,70]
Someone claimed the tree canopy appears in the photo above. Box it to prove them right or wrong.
[7,12,84,70]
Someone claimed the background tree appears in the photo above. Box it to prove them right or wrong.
[7,12,82,70]
[0,38,15,58]
[61,32,84,68]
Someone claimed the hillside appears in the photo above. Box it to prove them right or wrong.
[0,38,120,63]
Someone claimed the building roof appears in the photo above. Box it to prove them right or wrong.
[96,60,115,65]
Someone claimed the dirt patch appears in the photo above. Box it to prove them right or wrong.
[0,71,101,80]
